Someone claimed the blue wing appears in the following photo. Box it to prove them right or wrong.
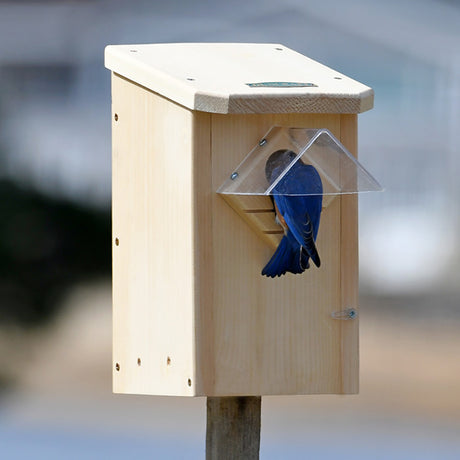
[262,162,323,277]
[274,194,321,267]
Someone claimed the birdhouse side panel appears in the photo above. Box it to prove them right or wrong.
[111,75,196,396]
[338,114,359,394]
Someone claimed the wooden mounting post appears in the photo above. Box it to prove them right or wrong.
[206,396,261,459]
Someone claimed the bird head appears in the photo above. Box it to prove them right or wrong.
[265,149,298,184]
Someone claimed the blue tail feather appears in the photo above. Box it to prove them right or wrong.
[262,233,305,277]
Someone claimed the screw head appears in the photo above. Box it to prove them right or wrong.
[259,138,267,146]
[231,172,238,180]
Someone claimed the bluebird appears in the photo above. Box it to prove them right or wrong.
[262,149,323,277]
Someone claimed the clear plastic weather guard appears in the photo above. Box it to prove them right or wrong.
[218,126,382,208]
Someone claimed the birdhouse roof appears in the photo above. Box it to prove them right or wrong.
[104,43,373,114]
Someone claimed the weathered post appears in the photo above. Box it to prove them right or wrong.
[206,397,261,459]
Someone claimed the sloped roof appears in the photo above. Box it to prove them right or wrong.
[105,43,373,114]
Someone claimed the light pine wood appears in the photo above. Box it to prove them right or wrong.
[111,75,360,397]
[105,43,374,114]
[339,114,359,394]
[112,74,199,396]
[221,194,282,250]
[204,113,346,396]
[206,397,261,460]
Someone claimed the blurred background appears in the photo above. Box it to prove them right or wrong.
[0,0,459,458]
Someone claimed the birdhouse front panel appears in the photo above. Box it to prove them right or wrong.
[106,43,374,397]
[207,113,358,396]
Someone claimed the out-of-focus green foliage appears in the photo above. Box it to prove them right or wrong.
[0,180,110,326]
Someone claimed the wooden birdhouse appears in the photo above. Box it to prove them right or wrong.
[104,43,379,397]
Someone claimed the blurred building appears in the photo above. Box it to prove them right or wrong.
[0,0,459,295]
